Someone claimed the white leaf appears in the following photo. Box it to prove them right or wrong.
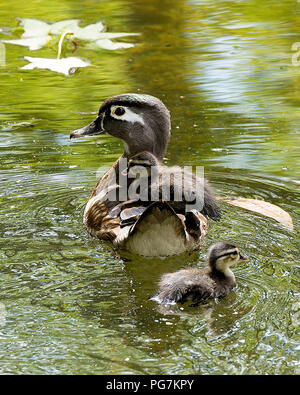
[49,19,81,35]
[21,56,90,76]
[19,18,106,41]
[2,18,52,50]
[94,38,135,50]
[20,18,50,38]
[2,18,139,51]
[96,32,139,39]
[71,21,106,41]
[18,18,138,42]
[2,36,51,50]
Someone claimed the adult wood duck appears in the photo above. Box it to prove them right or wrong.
[151,242,249,304]
[70,93,220,257]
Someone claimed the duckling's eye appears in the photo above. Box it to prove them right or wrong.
[232,251,238,256]
[113,106,126,117]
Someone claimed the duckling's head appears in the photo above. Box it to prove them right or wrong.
[70,93,171,162]
[208,241,248,274]
[127,151,159,179]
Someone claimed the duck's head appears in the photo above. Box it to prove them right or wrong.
[207,241,248,274]
[70,93,171,162]
[125,151,159,179]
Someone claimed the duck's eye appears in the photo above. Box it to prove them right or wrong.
[113,106,126,117]
[232,251,238,256]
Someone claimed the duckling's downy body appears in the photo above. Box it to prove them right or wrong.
[70,93,220,257]
[151,242,248,304]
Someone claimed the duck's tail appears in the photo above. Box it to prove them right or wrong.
[124,201,189,257]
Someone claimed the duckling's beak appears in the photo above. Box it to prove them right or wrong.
[239,253,249,262]
[70,115,105,139]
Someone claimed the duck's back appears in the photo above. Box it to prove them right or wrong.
[82,157,215,256]
[150,165,220,220]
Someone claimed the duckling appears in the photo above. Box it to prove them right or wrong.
[70,93,220,256]
[127,151,159,178]
[151,242,249,304]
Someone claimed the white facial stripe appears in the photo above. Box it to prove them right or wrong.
[110,105,145,125]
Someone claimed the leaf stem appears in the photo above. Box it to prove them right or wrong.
[57,31,72,59]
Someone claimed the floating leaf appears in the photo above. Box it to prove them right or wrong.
[69,21,106,41]
[1,18,52,50]
[2,36,51,50]
[218,197,294,230]
[94,39,135,50]
[21,56,90,76]
[19,18,106,41]
[94,32,139,40]
[49,20,82,36]
[1,18,138,76]
[20,18,51,37]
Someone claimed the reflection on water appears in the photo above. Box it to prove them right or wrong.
[0,0,299,375]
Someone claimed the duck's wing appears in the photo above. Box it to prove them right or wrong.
[114,201,208,257]
[187,173,221,220]
[119,206,147,227]
[202,179,221,221]
[153,167,221,221]
[108,199,142,218]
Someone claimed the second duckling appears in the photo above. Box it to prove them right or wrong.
[151,242,248,305]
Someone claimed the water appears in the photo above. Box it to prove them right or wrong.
[0,0,299,374]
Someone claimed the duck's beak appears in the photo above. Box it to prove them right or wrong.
[70,115,105,139]
[239,253,249,262]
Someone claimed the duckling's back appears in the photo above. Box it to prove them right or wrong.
[152,268,215,304]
